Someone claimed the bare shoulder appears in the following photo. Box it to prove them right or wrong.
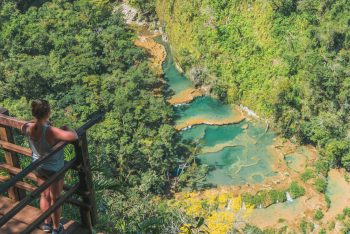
[24,122,35,134]
[24,122,41,140]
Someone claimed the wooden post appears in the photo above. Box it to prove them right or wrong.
[74,133,97,233]
[0,108,26,201]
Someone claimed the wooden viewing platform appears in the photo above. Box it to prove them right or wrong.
[0,196,87,233]
[0,107,104,233]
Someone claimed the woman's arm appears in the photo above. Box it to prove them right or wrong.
[49,126,78,142]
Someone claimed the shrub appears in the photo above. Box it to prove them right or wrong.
[314,178,328,193]
[278,226,287,234]
[314,209,324,220]
[300,169,315,182]
[269,190,287,203]
[242,193,260,208]
[345,173,350,182]
[343,207,350,217]
[289,182,305,198]
[243,189,288,208]
[300,219,308,234]
[310,222,315,231]
[328,221,335,230]
[315,159,330,177]
[336,213,345,221]
[325,195,331,209]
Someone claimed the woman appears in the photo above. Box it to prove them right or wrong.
[23,100,78,234]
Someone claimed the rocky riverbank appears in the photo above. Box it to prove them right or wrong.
[127,5,350,232]
[134,33,166,76]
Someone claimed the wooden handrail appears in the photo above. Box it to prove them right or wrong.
[0,140,32,157]
[0,112,104,195]
[0,108,26,201]
[0,111,104,232]
[0,163,38,181]
[0,113,27,130]
[0,140,68,194]
[0,175,37,192]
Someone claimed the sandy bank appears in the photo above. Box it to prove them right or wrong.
[175,106,245,131]
[168,87,205,105]
[134,34,166,76]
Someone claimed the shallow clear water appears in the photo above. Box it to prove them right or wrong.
[201,124,244,148]
[160,38,278,186]
[157,38,193,95]
[284,146,311,172]
[185,122,277,185]
[175,96,240,127]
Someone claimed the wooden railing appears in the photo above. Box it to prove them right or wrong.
[0,107,104,233]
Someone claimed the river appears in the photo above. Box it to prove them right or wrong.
[145,34,350,231]
[158,38,281,186]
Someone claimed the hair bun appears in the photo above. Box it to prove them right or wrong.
[31,99,50,120]
[31,99,41,108]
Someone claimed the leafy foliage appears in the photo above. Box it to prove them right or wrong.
[156,0,350,170]
[300,169,315,182]
[314,178,328,193]
[0,0,192,232]
[129,0,157,21]
[242,182,305,208]
[168,191,254,234]
[289,181,305,198]
[314,209,324,220]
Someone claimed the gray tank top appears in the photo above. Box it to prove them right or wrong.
[27,124,64,172]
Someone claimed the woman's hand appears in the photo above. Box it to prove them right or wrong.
[60,125,68,130]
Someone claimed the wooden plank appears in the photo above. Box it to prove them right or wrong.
[0,216,44,234]
[0,113,26,130]
[22,182,79,234]
[0,159,75,228]
[0,196,86,234]
[0,108,26,201]
[0,163,38,182]
[0,175,37,192]
[0,140,32,157]
[0,196,43,233]
[14,181,36,192]
[0,196,89,234]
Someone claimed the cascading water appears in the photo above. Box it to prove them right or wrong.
[241,202,246,210]
[158,37,279,186]
[286,192,294,202]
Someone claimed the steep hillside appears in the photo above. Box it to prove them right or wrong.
[156,0,350,166]
[0,1,195,232]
